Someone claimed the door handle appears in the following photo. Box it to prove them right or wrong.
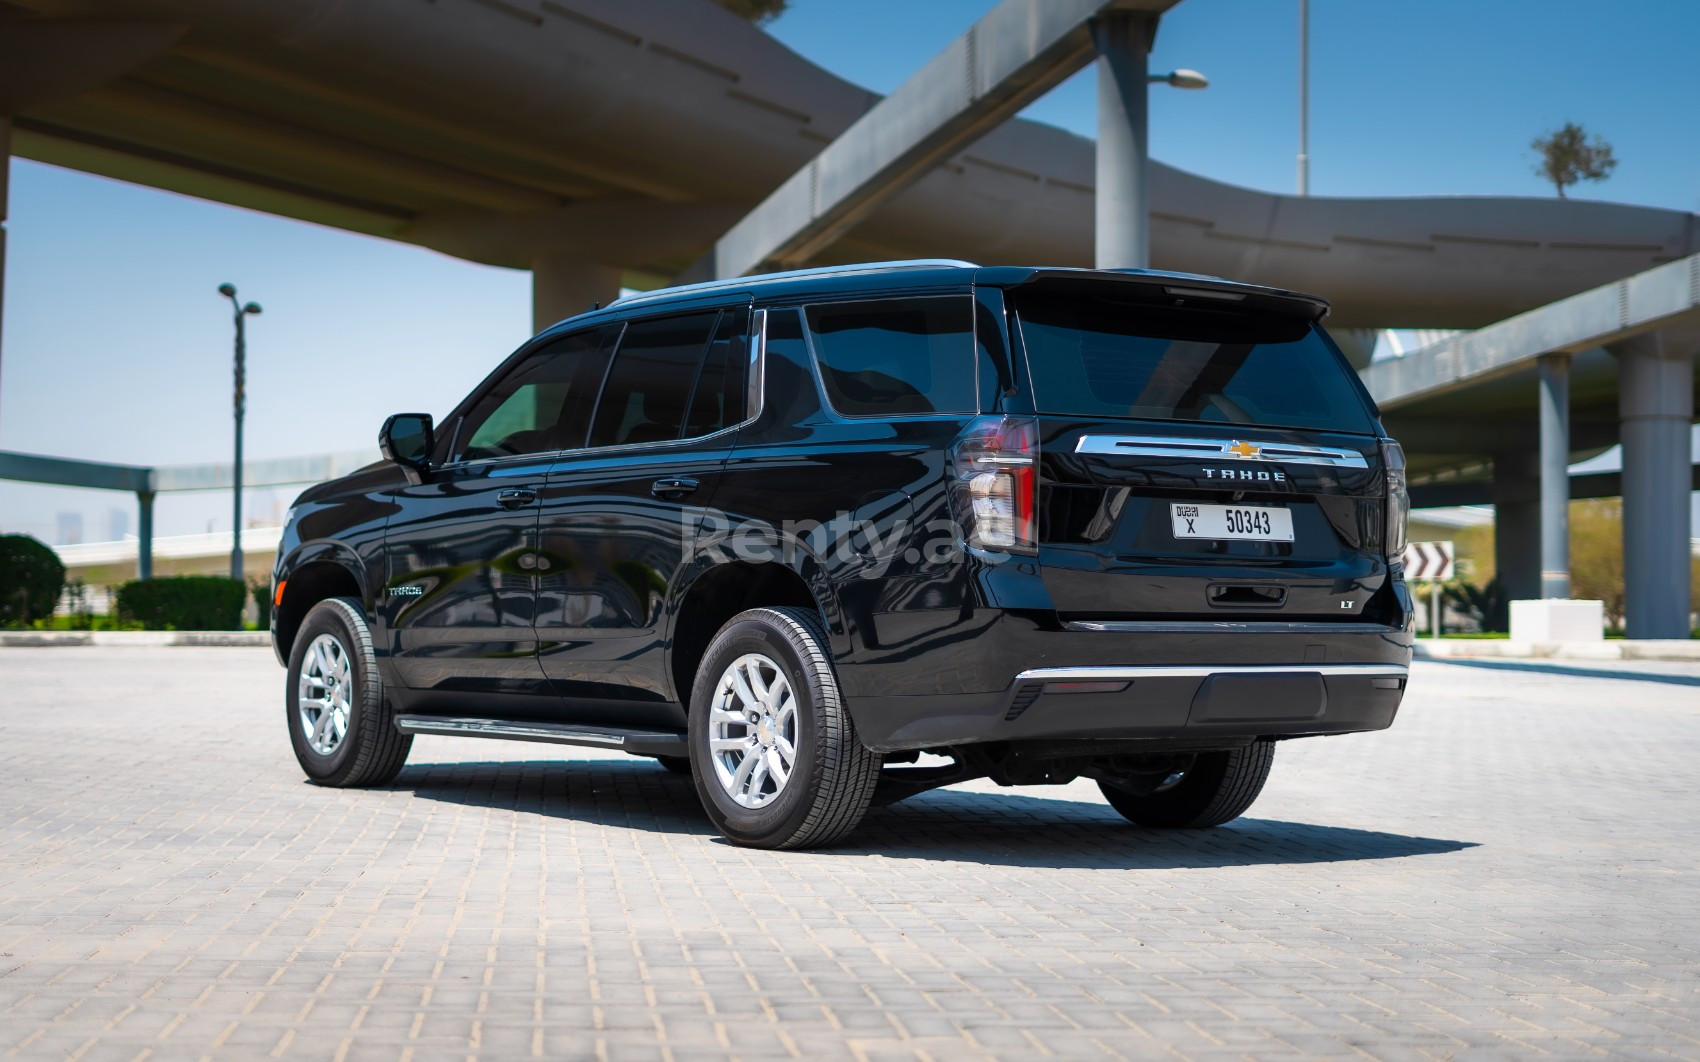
[496,487,538,509]
[650,477,699,498]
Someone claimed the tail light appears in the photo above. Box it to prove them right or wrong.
[951,415,1039,553]
[1380,438,1409,560]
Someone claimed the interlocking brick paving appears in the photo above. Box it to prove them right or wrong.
[2,647,1697,1059]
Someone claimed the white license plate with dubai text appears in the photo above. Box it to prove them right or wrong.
[1170,503,1294,542]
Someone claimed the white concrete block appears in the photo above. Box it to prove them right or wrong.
[1509,599,1605,643]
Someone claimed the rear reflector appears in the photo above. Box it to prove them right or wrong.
[1043,680,1132,694]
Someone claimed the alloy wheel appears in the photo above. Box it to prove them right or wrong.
[708,652,797,809]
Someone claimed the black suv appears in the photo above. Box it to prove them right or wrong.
[273,261,1413,849]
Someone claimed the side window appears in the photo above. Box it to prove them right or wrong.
[588,312,718,448]
[455,327,615,462]
[804,296,976,416]
[683,307,750,437]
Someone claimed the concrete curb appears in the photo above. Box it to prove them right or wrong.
[0,631,271,648]
[1415,638,1700,662]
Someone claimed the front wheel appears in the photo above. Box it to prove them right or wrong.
[1099,741,1275,828]
[688,607,881,849]
[285,597,412,788]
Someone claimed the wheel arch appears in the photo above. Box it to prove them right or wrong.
[666,558,841,707]
[275,544,368,664]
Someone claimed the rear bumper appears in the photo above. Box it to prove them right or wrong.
[849,651,1409,752]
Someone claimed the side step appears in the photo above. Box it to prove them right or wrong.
[393,716,687,758]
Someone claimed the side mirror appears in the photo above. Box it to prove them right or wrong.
[380,413,434,473]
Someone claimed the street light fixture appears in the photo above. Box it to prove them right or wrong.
[1148,68,1209,90]
[217,283,262,584]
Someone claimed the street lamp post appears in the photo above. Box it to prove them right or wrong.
[1092,11,1208,270]
[1298,0,1310,195]
[217,283,261,583]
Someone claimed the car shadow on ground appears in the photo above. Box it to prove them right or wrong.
[393,757,1476,869]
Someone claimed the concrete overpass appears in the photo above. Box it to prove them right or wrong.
[3,0,1696,337]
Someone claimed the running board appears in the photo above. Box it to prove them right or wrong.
[393,716,687,757]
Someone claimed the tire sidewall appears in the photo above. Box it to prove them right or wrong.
[689,615,826,846]
[286,599,375,786]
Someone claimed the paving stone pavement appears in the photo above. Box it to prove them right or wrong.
[2,647,1698,1060]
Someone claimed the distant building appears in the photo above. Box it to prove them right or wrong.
[107,507,129,543]
[55,511,83,546]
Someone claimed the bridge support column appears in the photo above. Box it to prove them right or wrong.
[1492,448,1541,607]
[1091,13,1155,269]
[532,254,620,334]
[1611,331,1694,639]
[136,489,154,581]
[1537,354,1571,599]
[1,115,10,436]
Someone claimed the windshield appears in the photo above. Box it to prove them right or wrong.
[1014,292,1376,434]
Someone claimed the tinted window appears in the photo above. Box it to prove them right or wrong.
[804,296,976,416]
[456,327,615,461]
[1015,293,1375,434]
[589,312,717,448]
[684,308,749,437]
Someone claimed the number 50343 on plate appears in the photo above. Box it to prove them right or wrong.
[1171,503,1294,542]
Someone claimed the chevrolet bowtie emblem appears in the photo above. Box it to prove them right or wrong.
[1226,441,1261,458]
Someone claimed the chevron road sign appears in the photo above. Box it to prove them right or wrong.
[1404,540,1455,581]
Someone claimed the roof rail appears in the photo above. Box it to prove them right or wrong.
[608,259,981,308]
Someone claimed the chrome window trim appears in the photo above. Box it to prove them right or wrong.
[1014,663,1408,683]
[1074,434,1370,469]
[431,306,766,474]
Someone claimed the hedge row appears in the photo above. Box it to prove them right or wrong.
[116,576,246,631]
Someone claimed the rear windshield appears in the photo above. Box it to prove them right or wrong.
[1014,292,1375,434]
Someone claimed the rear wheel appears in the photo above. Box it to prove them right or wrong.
[285,597,412,788]
[1098,741,1275,828]
[688,607,881,849]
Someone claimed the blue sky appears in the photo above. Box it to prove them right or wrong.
[2,0,1697,541]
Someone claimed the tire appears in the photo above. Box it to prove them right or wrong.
[285,597,412,788]
[655,755,693,775]
[688,607,881,849]
[1098,741,1276,828]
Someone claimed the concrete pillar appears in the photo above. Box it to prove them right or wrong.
[1091,14,1155,270]
[137,489,154,581]
[1,115,10,437]
[531,254,621,334]
[1492,447,1541,604]
[1611,331,1694,639]
[1537,354,1571,598]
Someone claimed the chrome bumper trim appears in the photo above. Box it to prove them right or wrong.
[1065,620,1400,634]
[1014,664,1409,682]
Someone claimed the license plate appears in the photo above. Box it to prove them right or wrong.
[1171,503,1294,542]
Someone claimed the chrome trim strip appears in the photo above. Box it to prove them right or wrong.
[394,717,626,746]
[748,307,767,425]
[1074,434,1370,469]
[1015,664,1408,683]
[1064,620,1399,635]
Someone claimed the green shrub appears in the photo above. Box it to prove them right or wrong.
[117,576,246,630]
[0,534,66,628]
[250,580,273,628]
